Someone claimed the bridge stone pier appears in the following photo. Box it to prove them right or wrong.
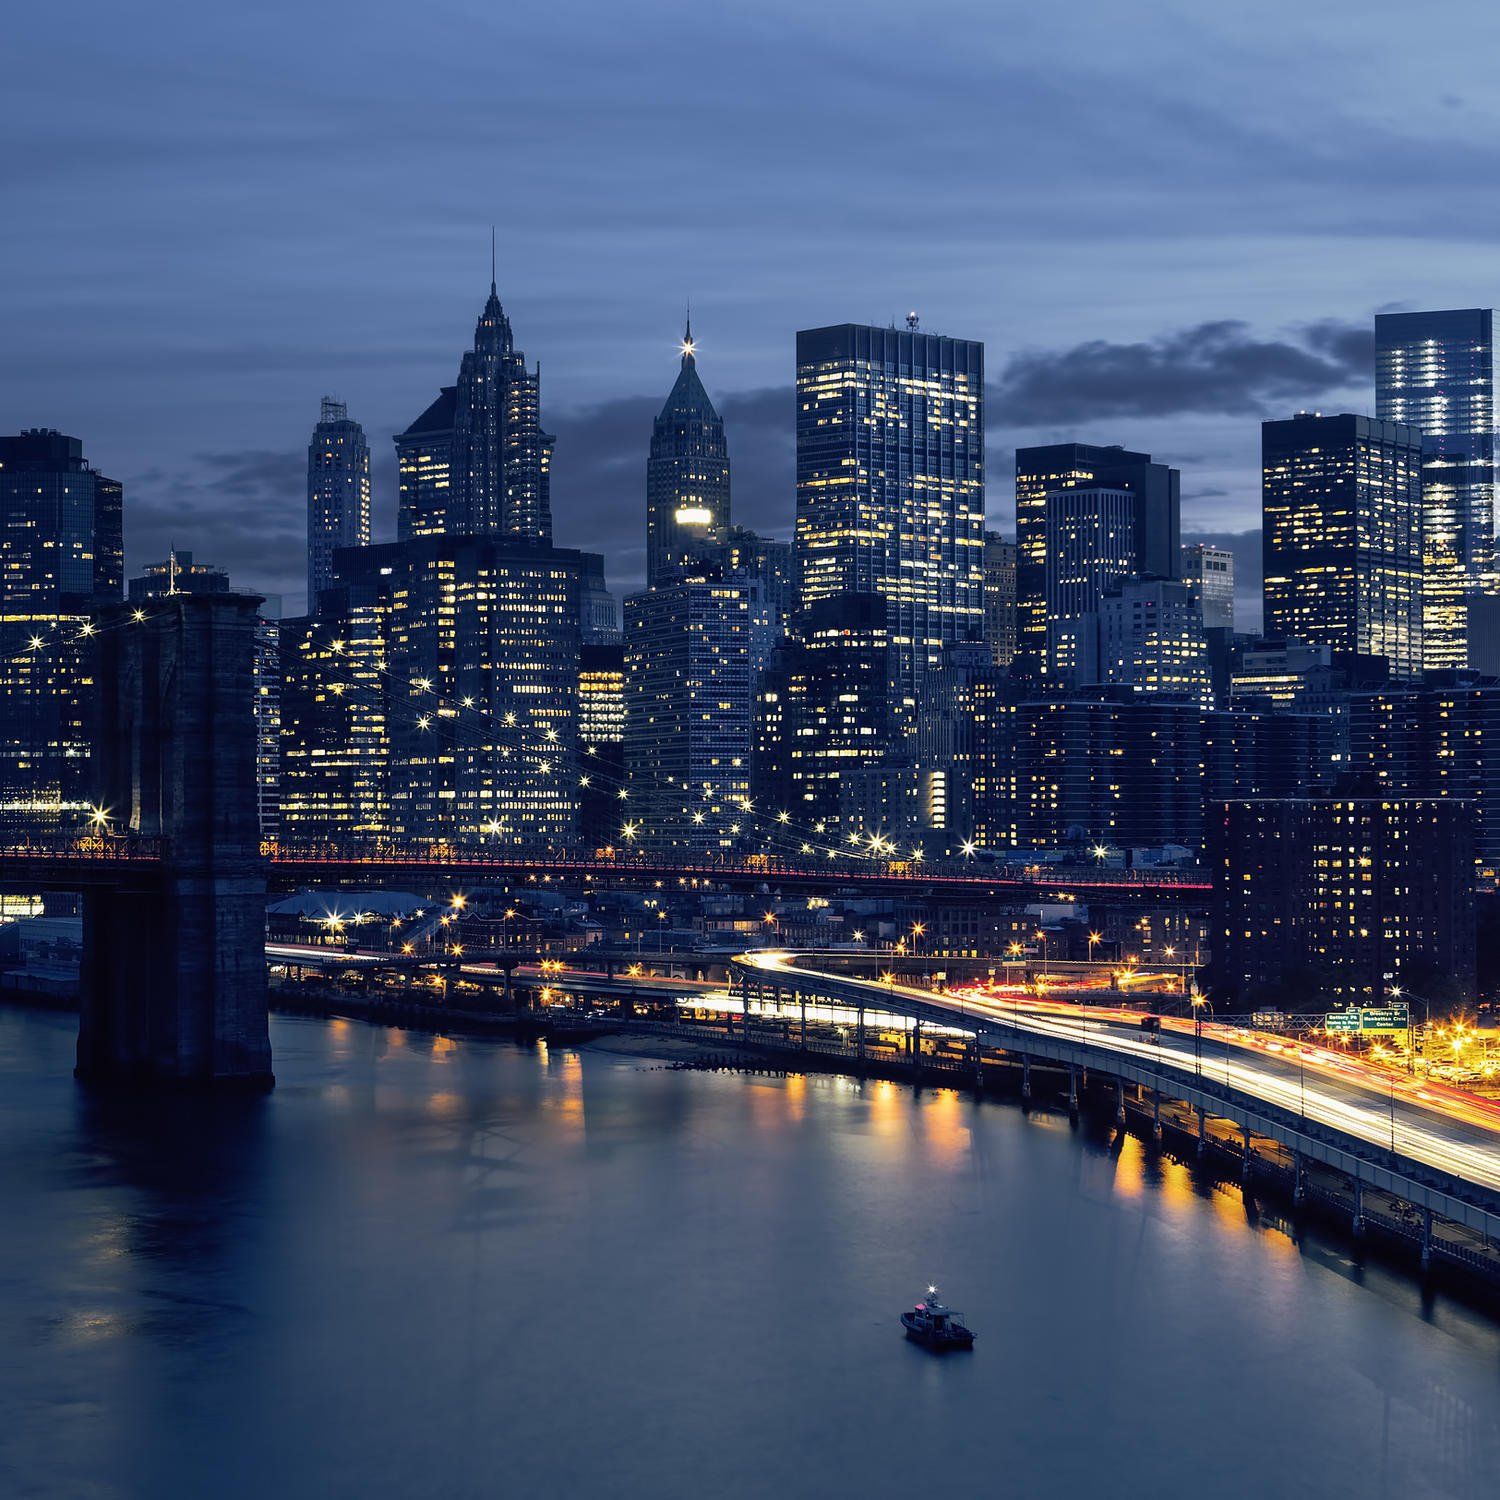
[76,593,273,1089]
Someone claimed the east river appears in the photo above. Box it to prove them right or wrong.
[1,1008,1499,1499]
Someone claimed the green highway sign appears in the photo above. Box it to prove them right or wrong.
[1324,1005,1411,1035]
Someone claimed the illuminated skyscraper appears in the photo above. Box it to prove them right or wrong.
[793,322,984,822]
[396,278,554,541]
[307,398,371,605]
[647,321,731,586]
[1375,308,1495,669]
[1014,443,1179,682]
[0,430,122,832]
[1262,413,1423,680]
[623,576,776,851]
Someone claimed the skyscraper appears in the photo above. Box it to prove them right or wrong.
[290,536,595,847]
[0,430,122,832]
[307,398,371,605]
[647,321,731,586]
[1043,485,1139,685]
[1014,443,1180,682]
[982,532,1018,669]
[1181,542,1235,631]
[396,278,554,541]
[623,576,776,851]
[1262,413,1423,680]
[1375,308,1495,669]
[793,321,984,822]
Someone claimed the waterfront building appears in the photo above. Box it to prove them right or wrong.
[647,322,731,586]
[921,641,1019,852]
[0,430,123,832]
[1014,442,1179,682]
[1212,789,1476,1008]
[1261,413,1424,680]
[1375,309,1495,669]
[577,640,625,846]
[288,536,593,846]
[1016,690,1204,851]
[279,595,390,838]
[622,575,775,852]
[1181,542,1234,631]
[780,593,896,828]
[982,531,1018,669]
[396,279,554,541]
[307,398,371,606]
[1348,676,1500,881]
[1097,577,1214,709]
[795,322,985,760]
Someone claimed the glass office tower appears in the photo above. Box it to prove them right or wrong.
[1375,308,1495,670]
[795,321,984,730]
[1262,413,1424,680]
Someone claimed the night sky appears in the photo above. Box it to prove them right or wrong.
[6,1,1497,620]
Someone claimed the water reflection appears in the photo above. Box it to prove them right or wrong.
[0,1006,1496,1500]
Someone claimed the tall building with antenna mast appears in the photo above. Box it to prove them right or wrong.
[306,397,370,604]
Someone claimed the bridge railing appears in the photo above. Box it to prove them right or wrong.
[259,840,1211,891]
[0,833,166,862]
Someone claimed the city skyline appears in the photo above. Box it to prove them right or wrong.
[11,4,1500,613]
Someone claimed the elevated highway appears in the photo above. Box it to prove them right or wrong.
[733,951,1500,1246]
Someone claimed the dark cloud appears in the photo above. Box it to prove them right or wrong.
[990,320,1370,427]
[123,450,306,606]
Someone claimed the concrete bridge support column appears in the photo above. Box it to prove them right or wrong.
[799,991,807,1053]
[855,1006,866,1067]
[1351,1178,1366,1241]
[1115,1079,1127,1127]
[77,593,272,1089]
[1020,1057,1032,1102]
[1292,1153,1306,1207]
[911,1017,922,1083]
[1420,1207,1434,1271]
[1152,1088,1162,1142]
[1067,1067,1079,1117]
[1240,1124,1254,1183]
[1195,1105,1208,1157]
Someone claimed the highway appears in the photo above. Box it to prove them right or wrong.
[742,952,1500,1196]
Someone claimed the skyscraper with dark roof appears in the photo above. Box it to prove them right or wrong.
[395,278,554,541]
[307,398,371,604]
[647,321,731,586]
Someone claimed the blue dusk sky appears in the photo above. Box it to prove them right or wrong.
[5,0,1499,618]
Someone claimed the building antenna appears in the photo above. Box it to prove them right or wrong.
[490,226,496,293]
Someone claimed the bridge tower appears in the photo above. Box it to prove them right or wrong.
[76,593,273,1088]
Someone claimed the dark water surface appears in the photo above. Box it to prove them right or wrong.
[2,1009,1499,1500]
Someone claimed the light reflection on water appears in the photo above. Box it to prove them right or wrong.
[0,1007,1497,1500]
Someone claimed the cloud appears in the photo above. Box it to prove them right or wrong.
[122,450,307,606]
[990,320,1371,427]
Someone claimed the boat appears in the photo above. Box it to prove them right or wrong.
[900,1286,975,1351]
